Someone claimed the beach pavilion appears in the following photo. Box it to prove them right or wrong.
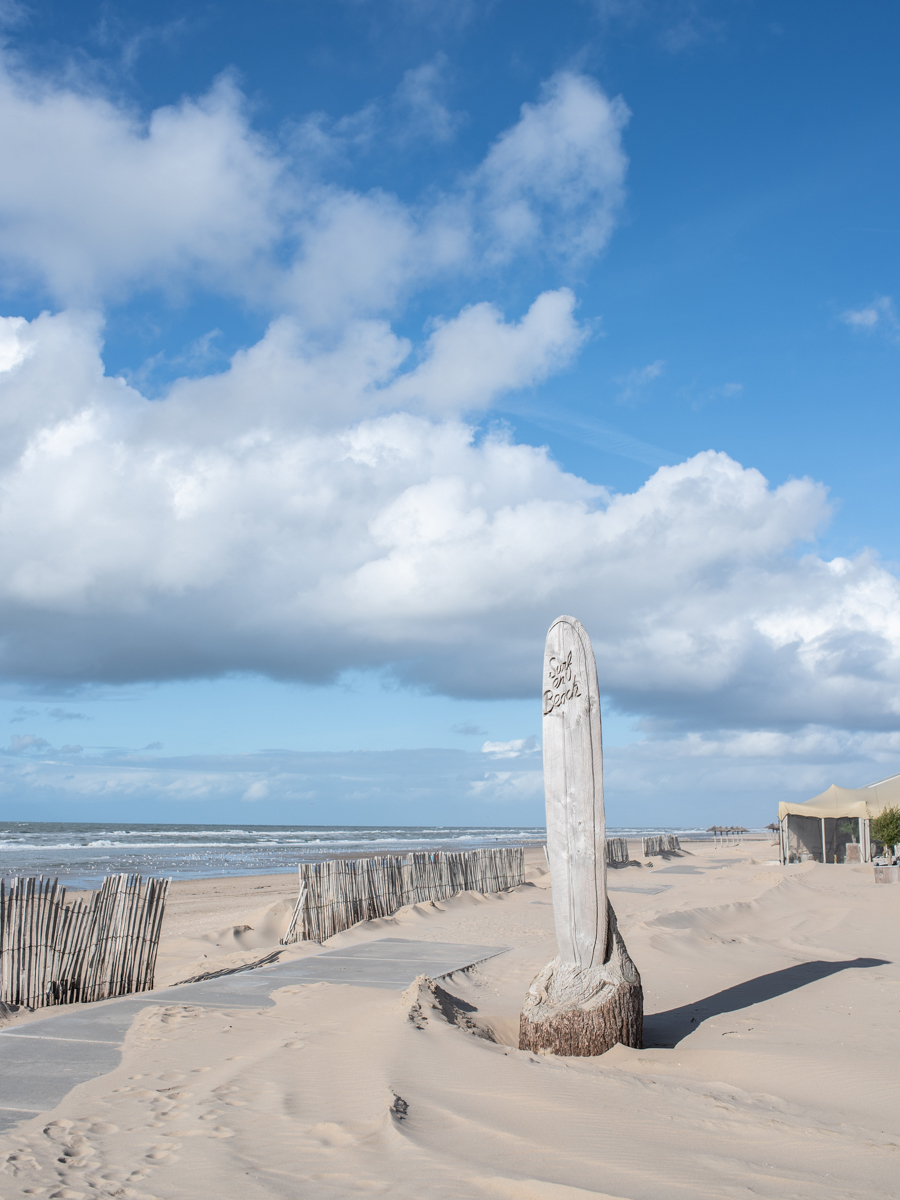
[777,771,900,864]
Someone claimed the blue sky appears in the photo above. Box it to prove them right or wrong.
[0,0,898,826]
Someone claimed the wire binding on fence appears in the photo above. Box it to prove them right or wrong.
[282,846,525,944]
[641,834,681,857]
[0,873,169,1010]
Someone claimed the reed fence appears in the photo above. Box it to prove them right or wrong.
[0,873,169,1010]
[606,836,629,865]
[282,846,525,944]
[641,834,681,857]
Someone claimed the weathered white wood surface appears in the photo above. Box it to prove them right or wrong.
[521,615,642,1056]
[542,614,606,968]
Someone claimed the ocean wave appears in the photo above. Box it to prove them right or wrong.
[0,840,320,851]
[0,835,546,852]
[0,822,748,891]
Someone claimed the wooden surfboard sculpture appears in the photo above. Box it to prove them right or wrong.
[519,615,643,1056]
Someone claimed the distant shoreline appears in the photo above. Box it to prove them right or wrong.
[0,824,773,890]
[61,831,774,893]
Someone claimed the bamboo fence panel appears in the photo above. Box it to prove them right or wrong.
[0,873,169,1010]
[641,834,681,857]
[282,846,525,944]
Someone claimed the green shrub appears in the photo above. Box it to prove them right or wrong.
[871,806,900,854]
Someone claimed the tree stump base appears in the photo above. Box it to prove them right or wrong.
[519,903,642,1056]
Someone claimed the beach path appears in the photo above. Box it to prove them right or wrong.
[0,937,507,1133]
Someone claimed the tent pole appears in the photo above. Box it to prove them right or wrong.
[820,817,827,864]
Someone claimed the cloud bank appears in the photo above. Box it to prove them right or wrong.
[0,305,899,741]
[1,723,897,827]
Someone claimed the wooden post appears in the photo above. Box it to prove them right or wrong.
[519,615,642,1057]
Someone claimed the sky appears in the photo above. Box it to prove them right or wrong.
[0,0,899,827]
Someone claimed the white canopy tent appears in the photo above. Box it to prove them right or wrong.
[777,773,900,864]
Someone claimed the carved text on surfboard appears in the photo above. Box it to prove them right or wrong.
[543,649,581,715]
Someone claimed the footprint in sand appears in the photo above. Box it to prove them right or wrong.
[2,1147,42,1175]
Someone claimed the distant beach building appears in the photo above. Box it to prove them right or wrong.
[778,772,900,864]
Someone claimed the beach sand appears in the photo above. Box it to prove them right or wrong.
[0,840,897,1198]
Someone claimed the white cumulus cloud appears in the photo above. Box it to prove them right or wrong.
[473,71,629,263]
[0,68,285,306]
[0,307,896,743]
[0,54,627,323]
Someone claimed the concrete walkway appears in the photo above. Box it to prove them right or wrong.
[0,937,507,1133]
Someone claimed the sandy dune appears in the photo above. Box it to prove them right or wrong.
[0,840,897,1199]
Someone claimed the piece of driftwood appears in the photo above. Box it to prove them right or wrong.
[520,615,642,1057]
[281,846,525,944]
[0,873,169,1009]
[172,949,283,986]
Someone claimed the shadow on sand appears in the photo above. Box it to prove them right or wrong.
[643,956,889,1047]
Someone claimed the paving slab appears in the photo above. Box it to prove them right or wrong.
[306,937,500,962]
[0,1036,121,1113]
[154,938,506,1003]
[653,865,704,874]
[0,1000,155,1043]
[608,885,671,895]
[0,937,507,1131]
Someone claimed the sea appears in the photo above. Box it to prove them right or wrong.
[0,823,718,889]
